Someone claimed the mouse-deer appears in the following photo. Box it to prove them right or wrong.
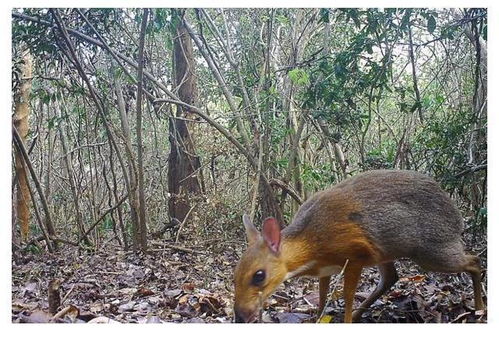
[234,170,485,322]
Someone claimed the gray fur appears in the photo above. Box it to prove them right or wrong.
[284,170,468,270]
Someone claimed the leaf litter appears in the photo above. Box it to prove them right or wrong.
[12,238,486,323]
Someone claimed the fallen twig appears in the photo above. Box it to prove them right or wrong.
[175,204,197,243]
[317,259,349,323]
[60,283,76,305]
[51,305,79,321]
[149,243,205,255]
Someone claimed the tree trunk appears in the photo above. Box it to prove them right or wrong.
[168,11,203,222]
[13,50,33,242]
[113,71,140,251]
[109,140,128,250]
[136,9,149,251]
[57,104,92,247]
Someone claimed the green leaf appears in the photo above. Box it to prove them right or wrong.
[401,9,412,30]
[366,44,373,54]
[350,10,361,28]
[47,117,57,130]
[319,8,330,23]
[435,94,445,104]
[276,14,290,26]
[275,158,289,169]
[427,15,436,34]
[288,68,310,86]
[479,207,487,217]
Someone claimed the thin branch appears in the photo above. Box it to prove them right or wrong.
[78,194,129,244]
[455,164,487,178]
[149,243,205,255]
[408,22,424,122]
[269,178,303,205]
[22,160,54,253]
[316,259,349,323]
[175,204,197,243]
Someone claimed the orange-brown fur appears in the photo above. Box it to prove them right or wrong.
[281,192,383,274]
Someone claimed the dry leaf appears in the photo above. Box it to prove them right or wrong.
[276,312,311,323]
[135,287,154,297]
[318,314,333,323]
[88,316,120,323]
[182,282,196,292]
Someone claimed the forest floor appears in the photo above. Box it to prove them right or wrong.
[11,235,487,324]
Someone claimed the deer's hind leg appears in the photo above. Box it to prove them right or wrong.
[415,244,485,311]
[462,255,485,311]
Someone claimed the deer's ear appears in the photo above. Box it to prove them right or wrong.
[242,214,260,246]
[262,217,281,254]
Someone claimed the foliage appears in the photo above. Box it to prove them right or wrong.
[11,7,487,250]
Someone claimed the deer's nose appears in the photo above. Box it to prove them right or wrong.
[234,307,252,323]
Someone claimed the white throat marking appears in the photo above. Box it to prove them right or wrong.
[284,260,317,280]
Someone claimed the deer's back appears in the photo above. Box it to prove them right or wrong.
[285,170,464,260]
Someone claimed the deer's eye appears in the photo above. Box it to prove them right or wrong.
[251,270,266,286]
